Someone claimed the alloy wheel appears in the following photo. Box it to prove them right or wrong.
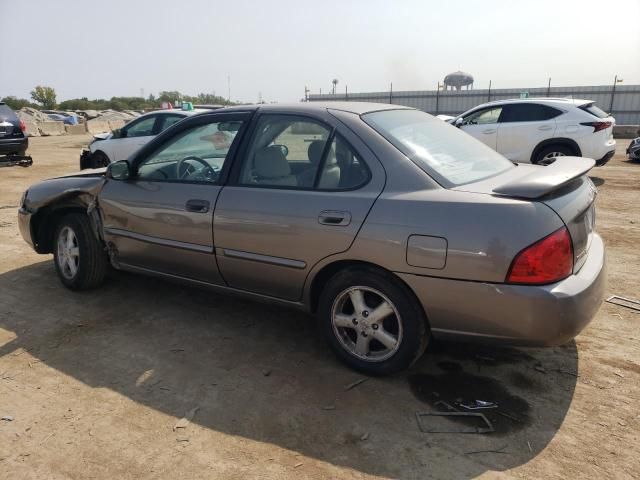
[331,286,403,362]
[56,226,80,280]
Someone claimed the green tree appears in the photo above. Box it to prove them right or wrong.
[30,86,57,109]
[1,96,37,110]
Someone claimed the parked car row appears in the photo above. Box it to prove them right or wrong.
[19,102,605,375]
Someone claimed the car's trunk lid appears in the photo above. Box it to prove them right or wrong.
[454,157,597,272]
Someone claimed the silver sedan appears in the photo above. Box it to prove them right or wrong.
[18,102,606,374]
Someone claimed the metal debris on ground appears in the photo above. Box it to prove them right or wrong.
[457,400,498,410]
[1,415,14,422]
[0,155,33,168]
[464,444,508,455]
[344,378,368,391]
[415,411,494,434]
[606,295,640,312]
[173,407,200,431]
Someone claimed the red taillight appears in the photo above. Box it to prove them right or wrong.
[19,120,26,132]
[580,121,611,133]
[506,227,573,285]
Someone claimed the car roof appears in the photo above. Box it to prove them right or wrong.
[475,97,593,109]
[196,101,412,116]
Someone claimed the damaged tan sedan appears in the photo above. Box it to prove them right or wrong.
[18,103,606,374]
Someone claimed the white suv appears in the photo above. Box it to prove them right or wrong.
[451,98,616,165]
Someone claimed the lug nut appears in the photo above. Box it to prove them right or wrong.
[362,311,369,317]
[352,318,358,325]
[361,332,368,337]
[372,324,379,330]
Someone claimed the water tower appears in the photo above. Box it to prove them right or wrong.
[443,71,474,91]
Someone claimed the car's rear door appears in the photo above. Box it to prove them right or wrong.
[459,106,502,150]
[213,112,385,301]
[497,103,561,162]
[99,112,250,284]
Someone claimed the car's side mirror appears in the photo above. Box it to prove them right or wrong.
[106,160,131,180]
[454,118,464,128]
[272,144,289,157]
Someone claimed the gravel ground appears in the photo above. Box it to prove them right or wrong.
[0,135,638,479]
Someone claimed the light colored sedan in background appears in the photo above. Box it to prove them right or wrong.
[452,98,616,165]
[18,102,606,375]
[80,109,204,169]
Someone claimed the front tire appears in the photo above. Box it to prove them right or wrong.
[318,267,429,375]
[91,151,110,169]
[53,213,108,290]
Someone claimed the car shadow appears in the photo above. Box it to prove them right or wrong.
[590,176,605,187]
[0,261,579,479]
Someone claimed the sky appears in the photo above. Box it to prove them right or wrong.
[1,0,639,103]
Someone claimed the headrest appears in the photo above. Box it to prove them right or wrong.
[254,146,290,178]
[307,140,325,166]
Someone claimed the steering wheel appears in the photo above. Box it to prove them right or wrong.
[176,156,216,180]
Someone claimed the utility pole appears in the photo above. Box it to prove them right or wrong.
[389,82,393,104]
[487,80,492,102]
[304,86,310,102]
[610,75,623,113]
[345,85,348,101]
[435,81,440,115]
[227,74,231,102]
[547,78,551,97]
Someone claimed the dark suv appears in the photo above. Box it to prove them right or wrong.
[0,102,28,156]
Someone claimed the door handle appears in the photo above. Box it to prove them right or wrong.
[185,199,210,213]
[482,128,496,134]
[538,125,553,131]
[318,210,351,226]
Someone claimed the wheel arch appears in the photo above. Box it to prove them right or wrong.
[530,138,581,163]
[307,259,428,324]
[31,194,93,254]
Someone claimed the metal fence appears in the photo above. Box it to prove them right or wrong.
[308,84,640,125]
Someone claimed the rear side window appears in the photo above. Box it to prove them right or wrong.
[579,103,609,119]
[500,103,562,122]
[158,114,185,131]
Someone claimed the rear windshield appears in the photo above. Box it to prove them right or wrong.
[363,109,513,187]
[0,104,18,122]
[579,103,609,119]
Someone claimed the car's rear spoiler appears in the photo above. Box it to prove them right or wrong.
[492,157,595,199]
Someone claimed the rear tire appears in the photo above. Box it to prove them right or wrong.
[318,266,429,375]
[533,145,575,165]
[53,213,108,291]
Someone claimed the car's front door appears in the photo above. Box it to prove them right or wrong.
[99,113,249,283]
[496,103,560,162]
[459,106,502,150]
[213,113,385,300]
[112,114,159,161]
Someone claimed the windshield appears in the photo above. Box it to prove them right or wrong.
[363,109,514,187]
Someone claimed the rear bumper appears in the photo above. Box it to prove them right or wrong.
[398,233,606,346]
[595,150,615,166]
[0,137,28,156]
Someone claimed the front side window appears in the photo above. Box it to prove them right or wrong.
[364,109,513,187]
[462,107,502,125]
[124,116,157,138]
[500,103,562,122]
[136,120,243,183]
[239,115,330,188]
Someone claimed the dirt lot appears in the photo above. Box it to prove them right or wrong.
[0,135,639,479]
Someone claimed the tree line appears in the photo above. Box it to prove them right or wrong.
[1,86,236,112]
